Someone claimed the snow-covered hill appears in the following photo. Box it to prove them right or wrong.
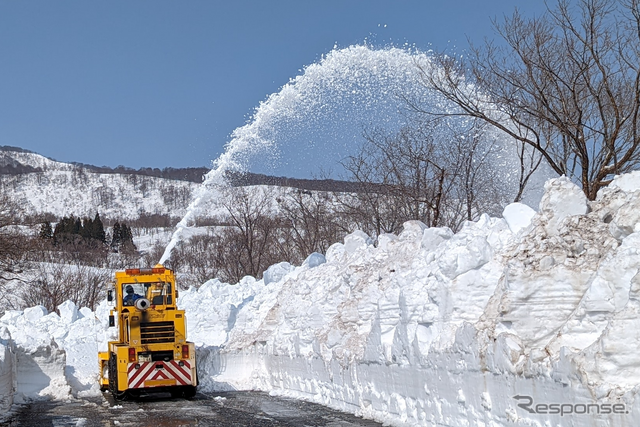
[0,147,75,172]
[0,148,202,220]
[2,173,640,426]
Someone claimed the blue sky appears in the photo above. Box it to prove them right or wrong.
[0,1,547,171]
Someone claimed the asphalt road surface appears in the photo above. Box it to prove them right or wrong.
[2,391,383,426]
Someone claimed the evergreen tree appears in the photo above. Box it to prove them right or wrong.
[111,222,122,250]
[53,216,75,245]
[39,222,53,240]
[92,213,106,243]
[110,221,136,252]
[81,217,93,239]
[120,223,137,252]
[122,224,133,243]
[73,217,81,235]
[53,216,69,236]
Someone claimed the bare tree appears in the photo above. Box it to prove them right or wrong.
[0,194,31,312]
[165,187,349,287]
[0,194,29,282]
[142,242,167,270]
[444,119,515,225]
[337,143,406,237]
[341,124,449,234]
[169,232,223,288]
[21,263,110,313]
[419,0,640,200]
[277,190,345,257]
[342,118,510,233]
[217,186,284,282]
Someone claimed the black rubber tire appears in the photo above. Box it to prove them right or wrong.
[108,353,128,401]
[183,386,197,399]
[113,389,128,401]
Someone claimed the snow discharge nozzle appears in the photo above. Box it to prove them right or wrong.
[135,298,151,311]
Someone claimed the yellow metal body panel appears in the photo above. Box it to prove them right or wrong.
[145,379,176,387]
[98,351,109,390]
[114,344,131,392]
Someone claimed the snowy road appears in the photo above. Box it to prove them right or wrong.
[5,391,383,426]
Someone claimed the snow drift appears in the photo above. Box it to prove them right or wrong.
[3,174,640,426]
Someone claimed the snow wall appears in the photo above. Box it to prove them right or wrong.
[3,174,640,426]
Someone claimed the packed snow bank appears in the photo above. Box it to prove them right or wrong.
[0,300,113,412]
[3,174,640,426]
[0,327,16,415]
[191,175,640,425]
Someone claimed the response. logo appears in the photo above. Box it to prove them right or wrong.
[512,395,628,416]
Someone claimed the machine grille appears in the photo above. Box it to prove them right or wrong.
[140,321,175,344]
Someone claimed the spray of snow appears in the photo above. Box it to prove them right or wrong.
[160,44,542,265]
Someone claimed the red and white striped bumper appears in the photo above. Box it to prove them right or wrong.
[128,360,194,389]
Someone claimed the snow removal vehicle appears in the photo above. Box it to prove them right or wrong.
[99,265,197,399]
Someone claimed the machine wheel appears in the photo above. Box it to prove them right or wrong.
[113,389,128,401]
[183,386,197,399]
[108,353,128,401]
[170,386,196,399]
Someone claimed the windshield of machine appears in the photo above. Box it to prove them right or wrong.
[122,282,172,306]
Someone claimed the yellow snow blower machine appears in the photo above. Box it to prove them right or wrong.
[99,265,197,399]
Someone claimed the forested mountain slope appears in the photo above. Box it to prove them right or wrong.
[0,147,203,221]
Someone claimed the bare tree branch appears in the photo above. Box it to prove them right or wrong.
[418,0,640,200]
